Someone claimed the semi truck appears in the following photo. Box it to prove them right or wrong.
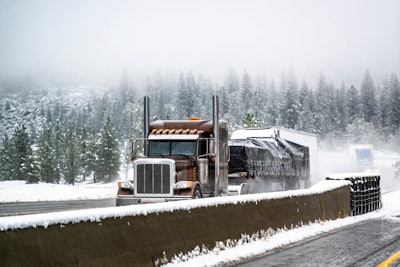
[116,96,314,205]
[349,144,374,171]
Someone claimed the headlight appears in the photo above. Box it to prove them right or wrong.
[174,181,193,189]
[118,180,134,189]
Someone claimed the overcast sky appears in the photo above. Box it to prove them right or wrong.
[0,0,399,86]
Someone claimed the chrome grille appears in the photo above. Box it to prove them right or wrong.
[134,159,174,196]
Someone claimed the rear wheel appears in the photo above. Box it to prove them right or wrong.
[192,186,202,199]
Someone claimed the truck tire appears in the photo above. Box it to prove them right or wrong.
[192,186,202,199]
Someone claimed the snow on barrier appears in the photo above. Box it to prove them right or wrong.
[0,180,350,267]
[325,172,381,216]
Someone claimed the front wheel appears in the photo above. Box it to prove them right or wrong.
[192,186,202,199]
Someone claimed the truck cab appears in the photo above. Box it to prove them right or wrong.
[117,118,229,205]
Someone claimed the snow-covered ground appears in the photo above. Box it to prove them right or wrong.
[0,180,117,203]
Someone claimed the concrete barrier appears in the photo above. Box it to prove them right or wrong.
[0,180,350,266]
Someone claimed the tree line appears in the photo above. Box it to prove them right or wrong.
[0,68,399,184]
[0,118,120,184]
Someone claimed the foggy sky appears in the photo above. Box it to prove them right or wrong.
[0,0,399,86]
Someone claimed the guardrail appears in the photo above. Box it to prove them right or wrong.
[326,173,381,216]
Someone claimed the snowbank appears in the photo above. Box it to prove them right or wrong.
[0,180,117,203]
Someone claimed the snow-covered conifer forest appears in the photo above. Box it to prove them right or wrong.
[0,69,399,184]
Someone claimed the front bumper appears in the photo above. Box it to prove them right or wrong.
[116,195,193,206]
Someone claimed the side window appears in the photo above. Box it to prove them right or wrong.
[198,139,207,156]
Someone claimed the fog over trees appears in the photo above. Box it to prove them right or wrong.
[0,0,399,184]
[0,68,399,184]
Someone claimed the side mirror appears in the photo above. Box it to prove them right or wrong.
[209,140,215,155]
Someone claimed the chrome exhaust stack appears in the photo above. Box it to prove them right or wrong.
[143,96,150,156]
[213,95,220,196]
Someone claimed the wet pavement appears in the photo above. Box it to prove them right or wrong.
[238,216,400,267]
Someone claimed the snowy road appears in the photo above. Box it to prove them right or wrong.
[0,198,115,217]
[238,216,400,266]
[229,151,400,267]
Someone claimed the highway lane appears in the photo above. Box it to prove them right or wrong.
[0,198,116,217]
[236,152,400,267]
[238,216,400,267]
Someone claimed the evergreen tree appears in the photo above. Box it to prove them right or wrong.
[241,70,253,115]
[346,84,360,124]
[278,86,299,129]
[23,148,39,184]
[13,124,34,181]
[37,128,57,183]
[217,86,230,121]
[297,81,315,132]
[176,72,190,119]
[96,117,120,182]
[0,136,16,180]
[84,130,99,182]
[336,82,348,132]
[242,112,261,128]
[51,120,63,183]
[185,71,197,118]
[63,128,79,184]
[265,79,279,127]
[314,73,330,137]
[197,74,213,119]
[253,72,268,126]
[224,69,240,126]
[79,126,90,181]
[360,70,377,123]
[387,73,400,132]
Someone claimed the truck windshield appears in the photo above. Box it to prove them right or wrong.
[149,141,196,156]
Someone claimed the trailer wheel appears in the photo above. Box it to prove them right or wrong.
[192,186,202,199]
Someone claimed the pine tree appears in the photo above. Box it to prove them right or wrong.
[63,128,79,184]
[242,112,261,128]
[96,117,120,182]
[176,72,189,119]
[279,87,299,129]
[387,73,400,132]
[360,70,377,123]
[297,81,315,132]
[265,79,279,127]
[241,71,253,115]
[253,72,268,126]
[314,73,330,137]
[13,124,34,181]
[23,148,39,184]
[346,84,360,124]
[0,136,16,181]
[336,82,348,132]
[224,69,240,126]
[37,128,57,183]
[79,126,90,181]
